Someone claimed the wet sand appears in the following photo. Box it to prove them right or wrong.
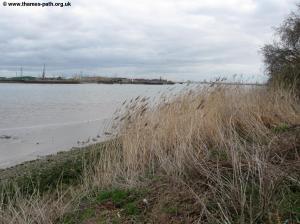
[0,119,111,168]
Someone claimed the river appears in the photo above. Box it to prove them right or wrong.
[0,83,180,168]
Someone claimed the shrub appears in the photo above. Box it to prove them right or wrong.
[262,4,300,95]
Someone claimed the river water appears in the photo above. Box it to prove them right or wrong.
[0,83,179,168]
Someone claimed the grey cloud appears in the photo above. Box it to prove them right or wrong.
[0,0,297,81]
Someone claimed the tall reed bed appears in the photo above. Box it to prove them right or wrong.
[1,85,299,223]
[109,84,300,223]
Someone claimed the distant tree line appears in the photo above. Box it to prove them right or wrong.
[262,3,300,95]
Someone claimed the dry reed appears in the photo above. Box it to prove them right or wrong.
[1,84,299,223]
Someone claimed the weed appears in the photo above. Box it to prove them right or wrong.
[162,205,178,215]
[123,202,140,215]
[80,208,95,221]
[272,123,290,133]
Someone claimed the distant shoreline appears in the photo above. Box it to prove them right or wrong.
[0,80,266,86]
[0,79,81,84]
[0,79,176,85]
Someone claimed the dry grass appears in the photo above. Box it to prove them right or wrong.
[111,84,300,223]
[0,187,70,223]
[1,84,299,223]
[116,85,299,175]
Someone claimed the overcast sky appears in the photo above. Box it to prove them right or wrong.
[0,0,298,81]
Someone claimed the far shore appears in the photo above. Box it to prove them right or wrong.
[0,76,267,86]
[0,79,81,84]
[0,80,266,86]
[0,76,176,85]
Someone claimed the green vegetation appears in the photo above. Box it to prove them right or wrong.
[162,204,179,215]
[0,142,109,200]
[272,123,291,133]
[60,188,146,223]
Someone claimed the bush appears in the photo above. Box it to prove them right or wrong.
[262,4,300,95]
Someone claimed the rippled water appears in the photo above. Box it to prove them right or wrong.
[0,83,178,168]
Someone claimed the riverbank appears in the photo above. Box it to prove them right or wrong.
[0,142,108,195]
[0,118,108,169]
[0,85,299,223]
[0,140,204,223]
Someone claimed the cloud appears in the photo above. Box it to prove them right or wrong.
[0,0,298,81]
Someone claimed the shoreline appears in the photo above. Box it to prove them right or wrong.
[0,80,81,84]
[0,141,109,195]
[0,79,176,85]
[0,80,266,86]
[0,118,109,169]
[0,142,96,178]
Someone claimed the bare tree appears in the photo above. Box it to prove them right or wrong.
[262,4,300,93]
